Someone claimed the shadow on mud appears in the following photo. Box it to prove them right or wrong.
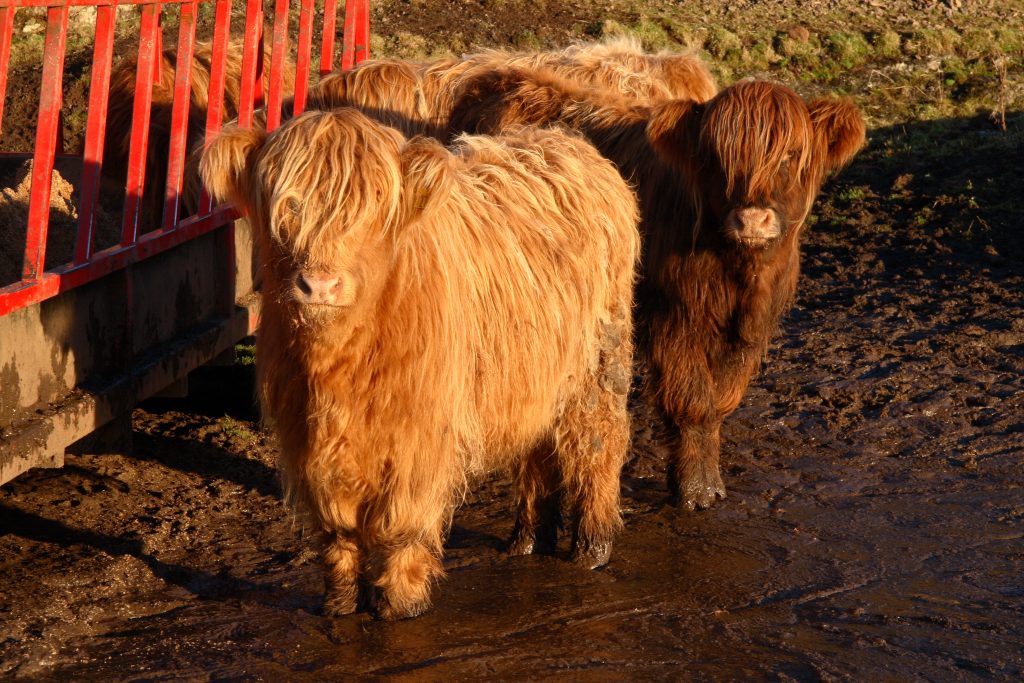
[0,504,269,602]
[130,429,280,498]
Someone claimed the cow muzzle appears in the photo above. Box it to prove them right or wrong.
[724,207,781,247]
[293,270,349,307]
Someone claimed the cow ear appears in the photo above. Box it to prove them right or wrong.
[807,98,866,173]
[400,136,454,225]
[646,98,704,172]
[199,122,268,211]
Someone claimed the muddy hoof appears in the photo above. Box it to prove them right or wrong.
[320,590,358,618]
[571,540,612,570]
[374,597,430,621]
[506,534,535,557]
[506,519,558,557]
[671,466,726,511]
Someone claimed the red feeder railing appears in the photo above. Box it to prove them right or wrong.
[0,0,372,318]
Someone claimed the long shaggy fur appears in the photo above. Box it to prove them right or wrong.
[308,37,717,139]
[103,39,295,228]
[200,109,640,619]
[449,68,865,510]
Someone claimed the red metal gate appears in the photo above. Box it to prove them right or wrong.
[0,0,370,316]
[0,0,370,485]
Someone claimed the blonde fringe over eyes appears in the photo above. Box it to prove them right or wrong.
[255,111,405,264]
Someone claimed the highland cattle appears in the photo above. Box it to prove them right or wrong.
[308,37,717,139]
[200,108,640,618]
[448,69,865,510]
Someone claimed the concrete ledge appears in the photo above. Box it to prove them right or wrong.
[0,304,254,486]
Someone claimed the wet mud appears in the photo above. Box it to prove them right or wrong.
[2,166,1022,679]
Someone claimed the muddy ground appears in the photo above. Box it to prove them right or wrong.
[2,0,1024,680]
[2,151,1022,680]
[2,210,1022,680]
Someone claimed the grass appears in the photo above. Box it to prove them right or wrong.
[219,415,258,442]
[234,342,256,367]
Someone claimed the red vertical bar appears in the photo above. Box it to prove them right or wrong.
[354,0,369,64]
[340,0,356,71]
[292,0,315,115]
[75,3,118,264]
[199,0,232,215]
[236,0,263,128]
[319,0,337,76]
[121,2,162,246]
[264,0,289,131]
[254,33,266,109]
[160,1,198,231]
[22,5,69,281]
[0,7,15,136]
[154,23,163,85]
[341,0,369,70]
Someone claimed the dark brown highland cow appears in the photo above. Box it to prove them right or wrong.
[449,69,865,510]
[200,109,639,619]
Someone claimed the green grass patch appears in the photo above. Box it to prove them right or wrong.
[907,28,960,56]
[705,27,743,60]
[870,30,902,60]
[826,32,871,69]
[235,343,256,367]
[219,415,257,442]
[512,30,543,51]
[630,18,673,51]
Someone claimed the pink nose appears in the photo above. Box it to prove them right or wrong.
[294,271,343,305]
[726,207,779,243]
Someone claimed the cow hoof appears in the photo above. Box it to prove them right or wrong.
[320,592,358,618]
[672,467,726,511]
[571,540,612,570]
[374,597,430,621]
[507,519,559,556]
[506,534,535,556]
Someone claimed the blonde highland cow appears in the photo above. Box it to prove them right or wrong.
[200,108,640,619]
[308,37,717,139]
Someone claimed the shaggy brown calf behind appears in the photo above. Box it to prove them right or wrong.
[449,69,865,510]
[308,38,717,139]
[200,109,639,619]
[104,40,294,228]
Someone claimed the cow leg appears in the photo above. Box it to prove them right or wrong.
[508,441,562,556]
[372,532,444,621]
[668,421,726,511]
[560,335,630,569]
[369,468,450,621]
[321,529,363,616]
